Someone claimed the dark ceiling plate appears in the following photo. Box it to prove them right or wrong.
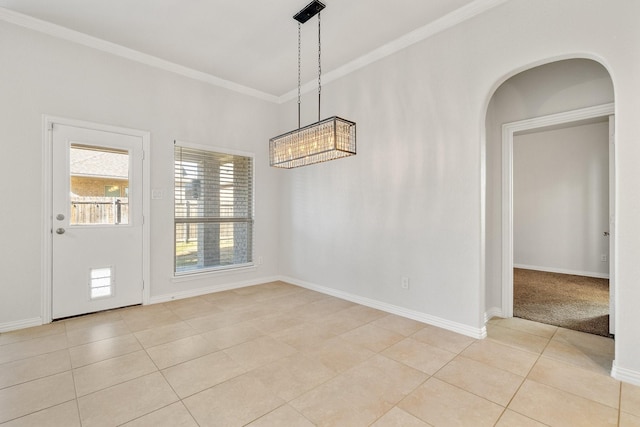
[293,0,326,24]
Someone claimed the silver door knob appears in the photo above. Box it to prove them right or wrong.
[56,228,65,235]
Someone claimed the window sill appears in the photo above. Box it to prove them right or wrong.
[171,263,256,283]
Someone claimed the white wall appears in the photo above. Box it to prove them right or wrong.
[0,21,281,328]
[513,121,609,277]
[277,0,640,382]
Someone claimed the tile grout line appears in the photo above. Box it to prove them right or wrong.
[488,325,555,426]
[384,374,432,425]
[499,327,554,415]
[69,348,83,427]
[432,322,557,425]
[390,335,508,425]
[617,381,622,427]
[505,326,620,425]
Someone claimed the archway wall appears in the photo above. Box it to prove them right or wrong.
[484,59,614,315]
[277,0,640,381]
[475,1,640,381]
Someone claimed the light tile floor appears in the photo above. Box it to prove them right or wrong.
[0,281,638,426]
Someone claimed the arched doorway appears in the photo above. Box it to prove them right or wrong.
[484,58,615,337]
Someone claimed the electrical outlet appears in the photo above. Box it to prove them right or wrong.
[258,256,264,265]
[401,277,410,290]
[601,254,607,262]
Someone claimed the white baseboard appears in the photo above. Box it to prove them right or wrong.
[1,277,281,332]
[612,360,640,387]
[484,307,504,324]
[281,276,486,339]
[514,264,609,279]
[148,275,282,304]
[0,317,43,333]
[1,277,488,341]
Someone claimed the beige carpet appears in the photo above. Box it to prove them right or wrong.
[513,268,610,337]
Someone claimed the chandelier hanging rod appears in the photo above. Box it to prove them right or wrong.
[294,1,325,129]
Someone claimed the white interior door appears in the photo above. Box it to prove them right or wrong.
[52,123,144,319]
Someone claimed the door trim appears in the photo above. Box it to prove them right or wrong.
[501,103,615,319]
[42,115,151,323]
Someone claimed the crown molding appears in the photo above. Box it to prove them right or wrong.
[1,0,509,104]
[278,0,511,103]
[0,6,279,103]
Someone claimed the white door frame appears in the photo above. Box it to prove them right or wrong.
[501,103,615,322]
[42,115,151,323]
[608,114,616,334]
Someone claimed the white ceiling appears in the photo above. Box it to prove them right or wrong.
[0,0,490,99]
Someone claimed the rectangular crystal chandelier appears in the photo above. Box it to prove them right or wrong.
[269,116,356,168]
[269,1,357,169]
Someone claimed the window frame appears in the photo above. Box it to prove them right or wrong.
[173,141,255,277]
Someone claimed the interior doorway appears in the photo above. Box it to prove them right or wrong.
[501,105,615,336]
[510,116,612,336]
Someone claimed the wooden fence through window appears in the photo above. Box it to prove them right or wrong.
[71,197,129,225]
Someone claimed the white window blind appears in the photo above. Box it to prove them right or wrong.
[174,145,253,274]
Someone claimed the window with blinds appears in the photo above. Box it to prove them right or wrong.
[174,144,253,274]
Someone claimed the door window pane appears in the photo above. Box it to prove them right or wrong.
[70,144,129,225]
